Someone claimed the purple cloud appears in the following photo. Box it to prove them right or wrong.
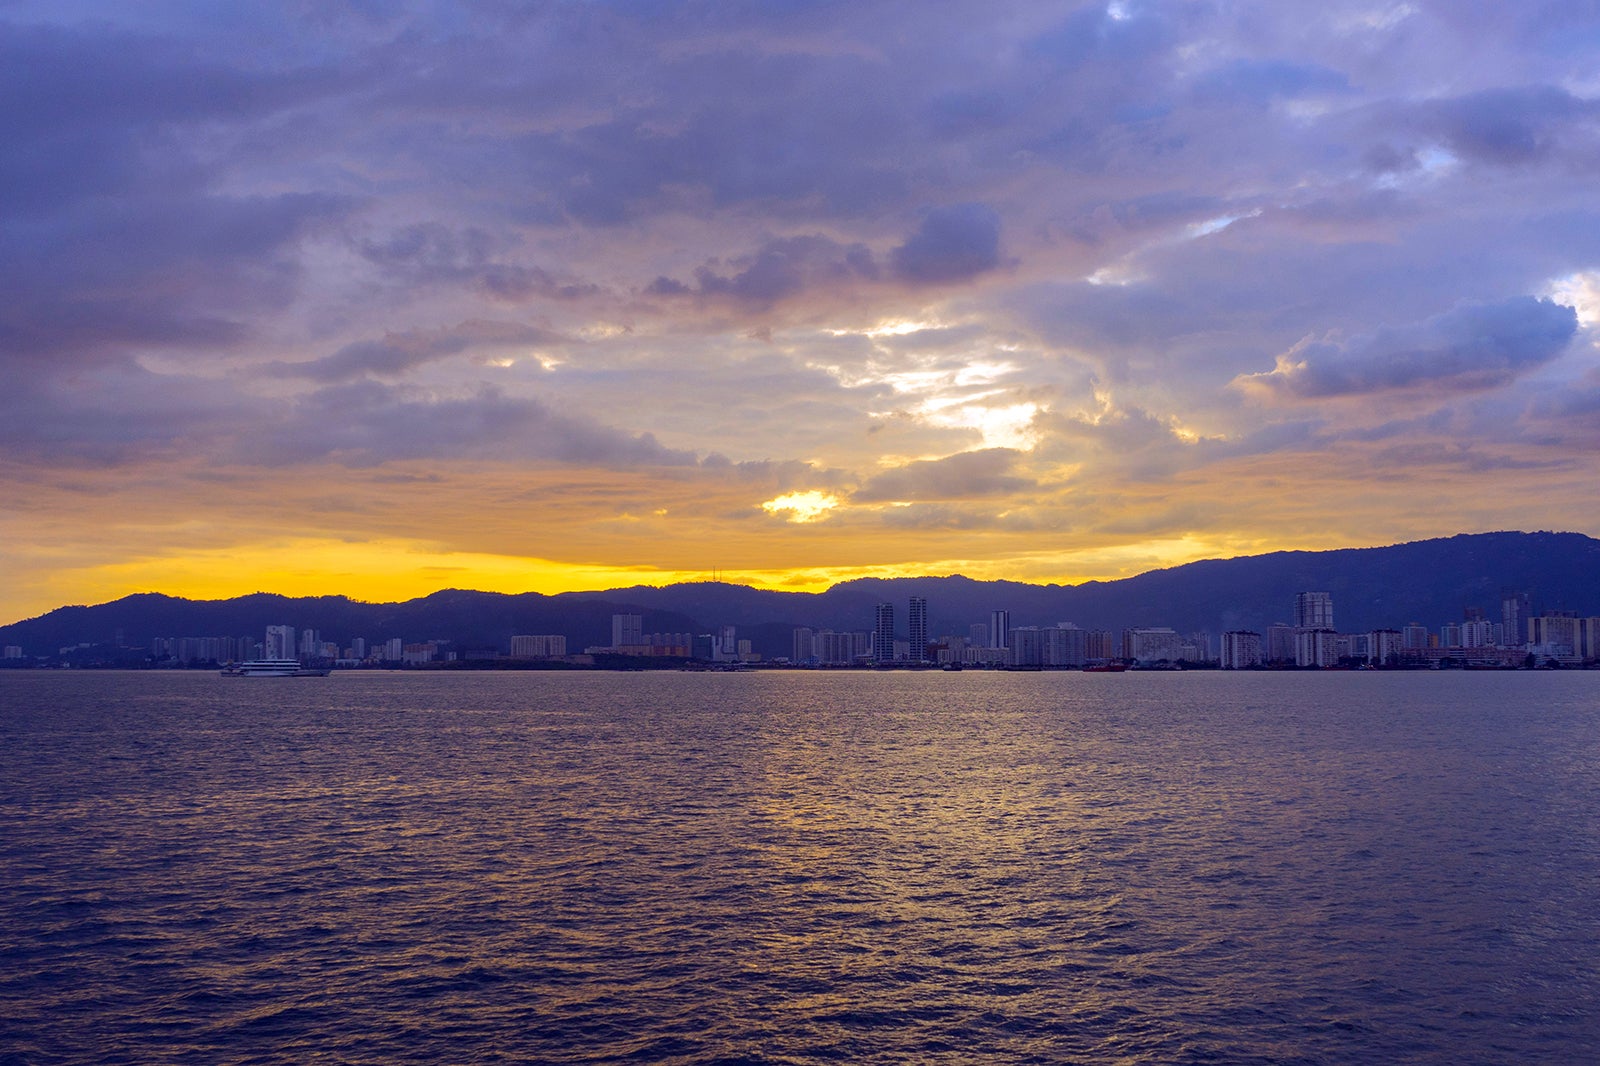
[853,448,1033,503]
[278,321,568,381]
[890,203,1002,283]
[650,235,879,306]
[1241,297,1578,399]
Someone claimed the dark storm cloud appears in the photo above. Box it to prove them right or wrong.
[1242,297,1578,399]
[853,448,1033,503]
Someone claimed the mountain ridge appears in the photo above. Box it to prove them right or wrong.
[4,531,1598,660]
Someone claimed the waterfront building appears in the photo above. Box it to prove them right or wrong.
[1502,590,1531,646]
[1295,629,1339,668]
[1043,624,1089,667]
[1008,626,1043,666]
[815,630,857,665]
[712,625,738,662]
[512,634,566,658]
[1528,614,1581,660]
[1369,629,1403,665]
[792,627,815,663]
[1122,627,1183,663]
[873,603,895,662]
[265,624,295,660]
[1266,624,1297,663]
[612,614,643,649]
[989,610,1010,650]
[969,622,989,648]
[908,597,929,662]
[1294,592,1334,631]
[1220,631,1263,669]
[1461,619,1495,649]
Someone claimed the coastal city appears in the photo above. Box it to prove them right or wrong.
[10,588,1599,671]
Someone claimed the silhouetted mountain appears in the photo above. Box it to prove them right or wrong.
[0,589,700,661]
[4,531,1597,660]
[560,531,1600,641]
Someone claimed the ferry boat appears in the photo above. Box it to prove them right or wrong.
[220,659,330,677]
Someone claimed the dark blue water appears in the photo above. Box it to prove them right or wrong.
[1,670,1596,1063]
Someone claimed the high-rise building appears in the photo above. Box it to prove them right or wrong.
[265,624,295,659]
[1123,627,1183,663]
[512,634,566,658]
[989,609,1011,650]
[816,630,856,665]
[1295,629,1340,667]
[1220,631,1263,669]
[1502,590,1531,645]
[1528,613,1581,660]
[792,627,816,663]
[709,625,738,662]
[1369,629,1403,666]
[873,602,895,662]
[612,613,643,648]
[1461,619,1495,648]
[907,597,928,662]
[1294,592,1334,631]
[1044,624,1088,667]
[1266,623,1297,662]
[1008,626,1043,666]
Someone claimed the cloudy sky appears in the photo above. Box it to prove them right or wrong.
[5,0,1600,622]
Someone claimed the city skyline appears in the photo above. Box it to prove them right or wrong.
[5,4,1600,624]
[14,577,1599,668]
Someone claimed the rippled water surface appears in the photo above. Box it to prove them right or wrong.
[2,670,1598,1063]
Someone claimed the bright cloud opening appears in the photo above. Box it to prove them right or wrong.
[918,400,1041,450]
[1548,271,1600,328]
[761,490,841,523]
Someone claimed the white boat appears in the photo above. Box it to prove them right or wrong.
[220,659,330,677]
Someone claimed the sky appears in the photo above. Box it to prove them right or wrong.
[5,0,1600,623]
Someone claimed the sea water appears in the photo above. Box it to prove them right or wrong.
[1,669,1596,1063]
